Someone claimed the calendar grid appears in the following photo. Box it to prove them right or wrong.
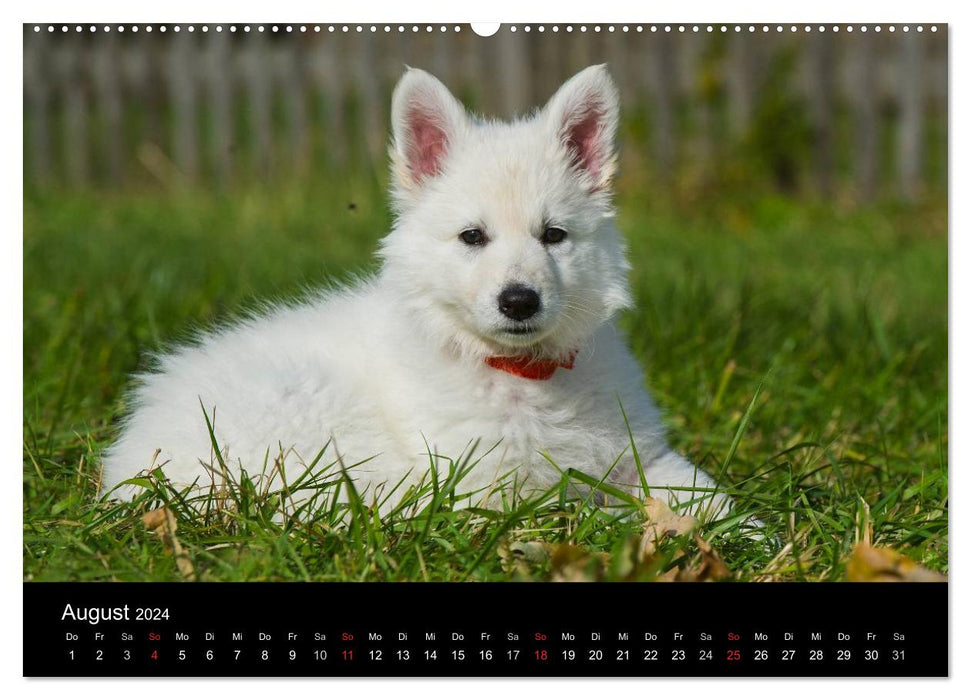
[24,582,947,677]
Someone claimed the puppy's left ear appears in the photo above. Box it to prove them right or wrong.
[543,65,620,191]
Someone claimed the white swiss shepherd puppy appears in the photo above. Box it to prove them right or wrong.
[102,65,730,518]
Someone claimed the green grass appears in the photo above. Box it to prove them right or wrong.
[23,174,947,582]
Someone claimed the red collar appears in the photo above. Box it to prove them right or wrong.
[484,352,576,381]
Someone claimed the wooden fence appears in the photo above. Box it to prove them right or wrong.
[23,24,947,198]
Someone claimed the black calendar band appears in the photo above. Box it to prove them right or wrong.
[23,581,948,677]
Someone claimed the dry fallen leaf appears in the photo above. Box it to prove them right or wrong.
[141,507,197,581]
[497,539,553,577]
[508,540,553,563]
[846,543,946,582]
[140,507,168,531]
[550,544,610,582]
[497,499,730,583]
[675,534,732,582]
[639,497,699,557]
[655,568,680,582]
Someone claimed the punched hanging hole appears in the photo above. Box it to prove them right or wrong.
[471,23,501,37]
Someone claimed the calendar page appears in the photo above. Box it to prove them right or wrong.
[22,20,948,678]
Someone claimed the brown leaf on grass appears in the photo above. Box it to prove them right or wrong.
[141,507,197,581]
[675,534,732,582]
[508,541,553,563]
[639,497,699,557]
[498,499,725,583]
[655,568,680,582]
[846,543,946,583]
[140,507,168,531]
[550,544,610,582]
[497,539,554,577]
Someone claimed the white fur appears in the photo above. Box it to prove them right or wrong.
[101,66,728,518]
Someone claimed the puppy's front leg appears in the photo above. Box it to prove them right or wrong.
[612,450,732,521]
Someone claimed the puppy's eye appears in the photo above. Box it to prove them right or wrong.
[541,227,568,245]
[459,229,488,246]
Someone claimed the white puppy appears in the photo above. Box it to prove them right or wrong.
[102,66,728,518]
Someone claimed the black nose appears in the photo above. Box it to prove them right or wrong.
[498,284,541,321]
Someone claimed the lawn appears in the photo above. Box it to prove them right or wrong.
[22,173,948,582]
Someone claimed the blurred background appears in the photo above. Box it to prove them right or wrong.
[24,23,946,199]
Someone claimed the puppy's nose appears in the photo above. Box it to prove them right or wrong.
[498,284,541,321]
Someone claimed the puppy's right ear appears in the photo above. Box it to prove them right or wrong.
[390,69,468,200]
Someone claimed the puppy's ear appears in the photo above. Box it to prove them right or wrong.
[543,65,620,191]
[390,68,468,197]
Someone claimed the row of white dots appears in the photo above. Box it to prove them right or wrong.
[32,25,463,34]
[511,24,938,34]
[32,24,940,34]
